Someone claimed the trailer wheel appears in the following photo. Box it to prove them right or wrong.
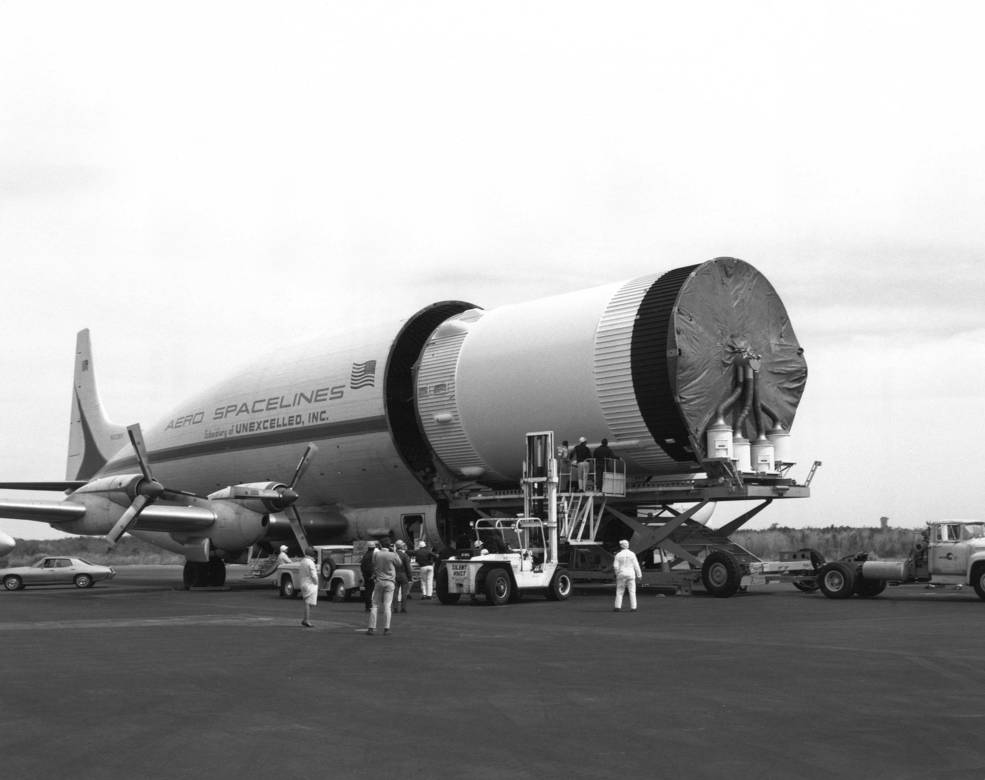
[972,564,985,601]
[484,567,512,606]
[546,568,572,601]
[817,562,856,599]
[854,576,887,598]
[701,550,742,597]
[436,568,460,605]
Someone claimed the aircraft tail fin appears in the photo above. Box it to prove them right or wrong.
[65,329,127,480]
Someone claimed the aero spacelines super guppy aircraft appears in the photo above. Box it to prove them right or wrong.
[0,257,808,588]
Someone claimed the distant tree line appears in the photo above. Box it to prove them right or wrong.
[0,536,183,567]
[731,525,924,561]
[0,525,926,569]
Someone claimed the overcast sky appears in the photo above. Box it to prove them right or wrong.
[2,1,984,539]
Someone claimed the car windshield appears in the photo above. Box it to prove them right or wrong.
[31,558,49,568]
[75,558,94,566]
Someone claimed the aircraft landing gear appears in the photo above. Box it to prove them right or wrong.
[182,559,226,589]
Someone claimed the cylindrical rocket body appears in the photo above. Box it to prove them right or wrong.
[415,257,806,484]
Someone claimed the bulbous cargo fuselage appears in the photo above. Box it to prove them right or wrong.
[96,257,806,549]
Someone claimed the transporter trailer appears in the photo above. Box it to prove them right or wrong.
[814,520,985,600]
[446,431,821,600]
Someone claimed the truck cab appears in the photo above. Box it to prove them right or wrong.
[923,520,985,584]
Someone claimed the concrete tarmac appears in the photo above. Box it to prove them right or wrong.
[2,566,985,779]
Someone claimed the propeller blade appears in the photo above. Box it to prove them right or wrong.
[104,494,151,547]
[277,506,311,553]
[127,424,154,483]
[288,443,318,490]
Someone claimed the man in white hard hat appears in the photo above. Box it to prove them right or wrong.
[612,539,642,612]
[276,545,291,567]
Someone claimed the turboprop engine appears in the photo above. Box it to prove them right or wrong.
[205,500,270,551]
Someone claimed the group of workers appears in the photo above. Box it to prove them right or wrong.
[359,538,439,635]
[556,436,619,492]
[280,434,640,629]
[284,533,645,627]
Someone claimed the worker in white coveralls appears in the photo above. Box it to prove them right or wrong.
[612,539,642,612]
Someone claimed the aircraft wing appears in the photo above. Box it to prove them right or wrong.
[0,499,87,522]
[0,481,88,491]
[0,499,215,533]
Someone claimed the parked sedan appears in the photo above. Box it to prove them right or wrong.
[1,557,116,590]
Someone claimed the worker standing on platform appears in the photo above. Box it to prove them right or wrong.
[613,539,642,612]
[572,436,591,491]
[556,439,572,491]
[592,438,616,491]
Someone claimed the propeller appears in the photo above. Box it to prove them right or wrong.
[104,424,199,546]
[266,443,319,551]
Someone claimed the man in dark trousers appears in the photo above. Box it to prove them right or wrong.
[360,541,379,612]
[592,438,617,491]
[394,540,413,613]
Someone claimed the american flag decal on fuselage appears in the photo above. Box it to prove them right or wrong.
[350,360,377,389]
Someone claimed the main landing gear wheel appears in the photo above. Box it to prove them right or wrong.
[546,568,572,601]
[817,562,857,599]
[183,560,225,589]
[436,568,460,605]
[182,562,200,589]
[207,559,226,587]
[701,550,743,597]
[484,567,512,606]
